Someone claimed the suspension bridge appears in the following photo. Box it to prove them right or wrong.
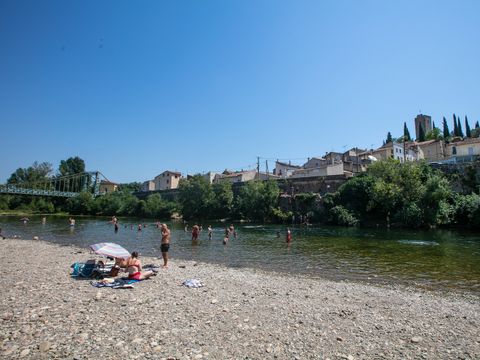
[0,171,109,198]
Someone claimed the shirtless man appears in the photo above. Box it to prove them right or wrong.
[160,223,171,268]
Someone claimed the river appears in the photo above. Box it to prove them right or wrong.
[1,215,479,293]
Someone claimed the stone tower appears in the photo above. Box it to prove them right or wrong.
[415,114,432,141]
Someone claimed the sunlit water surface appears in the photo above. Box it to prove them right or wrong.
[1,215,479,293]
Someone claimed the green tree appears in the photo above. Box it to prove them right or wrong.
[328,205,358,226]
[476,121,479,129]
[235,180,280,222]
[386,132,393,143]
[457,117,464,137]
[93,192,123,215]
[403,122,411,141]
[7,161,53,184]
[465,116,471,138]
[178,175,214,220]
[118,182,142,193]
[58,157,85,176]
[425,128,443,141]
[143,194,176,219]
[335,174,375,223]
[453,193,480,228]
[442,117,450,139]
[418,123,426,142]
[67,191,95,215]
[453,114,458,136]
[211,182,234,219]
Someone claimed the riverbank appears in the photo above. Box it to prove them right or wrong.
[0,238,479,359]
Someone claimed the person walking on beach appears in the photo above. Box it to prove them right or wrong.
[208,225,213,240]
[160,223,171,268]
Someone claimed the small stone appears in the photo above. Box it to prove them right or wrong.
[132,338,143,344]
[336,337,343,342]
[244,318,249,323]
[2,312,13,320]
[211,299,218,304]
[20,348,31,357]
[194,355,203,359]
[411,336,423,343]
[153,346,162,352]
[39,341,51,352]
[266,347,272,353]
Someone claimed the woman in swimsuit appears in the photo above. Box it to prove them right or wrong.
[125,252,155,280]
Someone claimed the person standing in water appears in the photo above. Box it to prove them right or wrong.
[191,224,200,241]
[286,228,292,243]
[229,224,237,239]
[208,225,213,240]
[69,217,75,227]
[160,223,171,268]
[223,227,229,245]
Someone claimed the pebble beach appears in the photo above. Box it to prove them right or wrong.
[0,238,479,360]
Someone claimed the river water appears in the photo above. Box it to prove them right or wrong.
[1,215,479,293]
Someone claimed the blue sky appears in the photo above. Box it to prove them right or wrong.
[1,0,479,183]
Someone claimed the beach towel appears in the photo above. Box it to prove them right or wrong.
[90,278,139,289]
[182,279,204,288]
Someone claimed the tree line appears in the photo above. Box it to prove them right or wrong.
[2,157,480,229]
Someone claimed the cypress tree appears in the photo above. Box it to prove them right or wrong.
[476,121,480,129]
[403,122,411,141]
[442,117,450,138]
[465,116,471,138]
[458,117,464,137]
[453,114,458,136]
[418,123,426,142]
[433,121,436,129]
[386,132,393,143]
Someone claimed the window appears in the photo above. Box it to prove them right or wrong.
[167,180,169,184]
[452,146,457,155]
[175,175,178,178]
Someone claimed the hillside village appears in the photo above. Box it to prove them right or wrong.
[100,113,480,194]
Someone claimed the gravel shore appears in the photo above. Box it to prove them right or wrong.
[0,238,479,360]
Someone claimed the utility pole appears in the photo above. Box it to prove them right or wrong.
[257,156,260,176]
[355,147,359,173]
[265,160,269,179]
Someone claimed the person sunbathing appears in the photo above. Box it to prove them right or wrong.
[125,252,155,280]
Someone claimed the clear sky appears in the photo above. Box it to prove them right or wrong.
[1,0,479,183]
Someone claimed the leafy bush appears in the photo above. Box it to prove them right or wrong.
[328,205,359,226]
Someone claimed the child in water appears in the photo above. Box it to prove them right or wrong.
[223,228,229,245]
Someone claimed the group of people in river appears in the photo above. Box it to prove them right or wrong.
[185,223,239,245]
